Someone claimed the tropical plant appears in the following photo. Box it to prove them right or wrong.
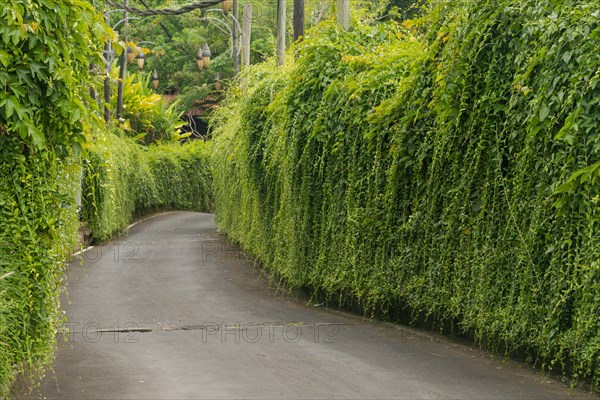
[82,127,212,240]
[0,0,108,394]
[211,0,600,389]
[112,70,187,143]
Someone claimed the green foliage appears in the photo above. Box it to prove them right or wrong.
[178,84,213,112]
[82,129,212,241]
[0,2,212,395]
[0,139,79,396]
[122,0,310,104]
[350,0,420,23]
[0,0,108,152]
[0,0,108,395]
[113,70,186,143]
[211,0,600,388]
[148,98,188,143]
[120,0,237,97]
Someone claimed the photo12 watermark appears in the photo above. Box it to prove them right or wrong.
[71,242,141,264]
[58,321,357,345]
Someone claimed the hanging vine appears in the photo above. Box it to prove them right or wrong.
[211,0,599,389]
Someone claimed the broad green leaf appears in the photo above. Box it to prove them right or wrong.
[0,50,9,67]
[539,105,549,122]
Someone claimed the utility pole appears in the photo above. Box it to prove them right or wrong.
[293,0,304,41]
[116,0,129,119]
[103,10,111,122]
[337,0,349,30]
[241,4,252,67]
[232,0,239,74]
[276,0,286,65]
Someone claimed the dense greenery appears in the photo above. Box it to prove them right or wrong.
[82,129,213,241]
[110,70,187,143]
[0,0,107,151]
[120,0,276,101]
[121,0,407,107]
[212,0,599,387]
[1,0,597,394]
[0,1,212,393]
[0,146,80,396]
[0,0,108,395]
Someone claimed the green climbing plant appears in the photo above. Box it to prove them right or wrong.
[0,0,108,152]
[0,0,109,395]
[211,0,599,389]
[82,128,213,241]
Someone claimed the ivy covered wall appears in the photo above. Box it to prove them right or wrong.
[0,1,212,393]
[82,130,213,241]
[211,0,599,387]
[0,0,107,394]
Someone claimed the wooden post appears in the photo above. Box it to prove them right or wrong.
[276,0,286,66]
[293,0,304,41]
[337,0,349,30]
[232,0,239,75]
[242,4,252,67]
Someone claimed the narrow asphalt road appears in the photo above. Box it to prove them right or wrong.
[15,212,591,399]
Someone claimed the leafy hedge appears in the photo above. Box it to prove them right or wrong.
[0,0,212,394]
[0,127,212,394]
[211,0,599,387]
[82,130,213,241]
[0,0,106,151]
[0,142,79,396]
[0,0,107,395]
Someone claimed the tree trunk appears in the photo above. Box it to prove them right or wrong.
[337,0,349,30]
[276,0,286,66]
[242,4,252,67]
[293,0,304,41]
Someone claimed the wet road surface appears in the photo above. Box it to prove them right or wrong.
[15,212,591,399]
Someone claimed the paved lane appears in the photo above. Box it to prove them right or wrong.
[16,212,589,399]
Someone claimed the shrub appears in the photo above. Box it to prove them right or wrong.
[82,129,212,241]
[211,0,599,387]
[115,72,187,144]
[0,139,79,395]
[0,0,106,394]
